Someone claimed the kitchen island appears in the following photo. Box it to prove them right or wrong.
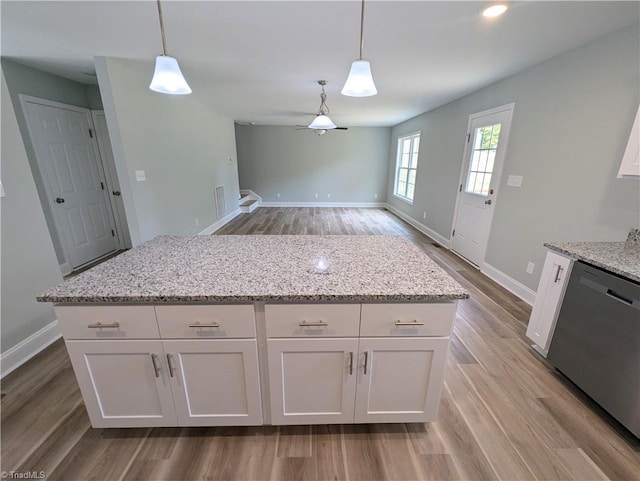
[39,235,468,428]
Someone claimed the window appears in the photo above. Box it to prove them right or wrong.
[465,123,501,196]
[394,132,420,203]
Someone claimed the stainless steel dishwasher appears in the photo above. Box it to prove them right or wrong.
[547,261,639,438]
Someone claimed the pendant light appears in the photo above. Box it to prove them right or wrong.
[149,0,192,95]
[341,0,377,97]
[308,81,337,130]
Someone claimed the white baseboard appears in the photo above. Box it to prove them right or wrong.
[384,204,451,248]
[481,262,536,306]
[198,208,241,235]
[260,201,386,208]
[1,320,62,378]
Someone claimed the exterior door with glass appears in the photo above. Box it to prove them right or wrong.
[451,104,514,267]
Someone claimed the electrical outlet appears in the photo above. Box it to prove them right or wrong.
[135,170,146,182]
[526,262,535,275]
[374,193,378,199]
[423,211,427,219]
[276,193,281,198]
[327,193,331,199]
[314,193,319,198]
[195,217,200,227]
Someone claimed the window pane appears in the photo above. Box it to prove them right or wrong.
[490,124,501,148]
[481,127,493,149]
[475,173,484,193]
[399,168,408,183]
[401,153,410,167]
[466,172,477,192]
[470,150,480,171]
[402,139,411,155]
[398,181,407,196]
[486,149,496,173]
[408,169,416,185]
[481,174,492,195]
[473,128,483,150]
[407,184,415,200]
[413,137,420,153]
[478,150,488,172]
[410,153,419,168]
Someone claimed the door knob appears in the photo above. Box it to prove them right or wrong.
[55,197,65,204]
[484,199,492,205]
[112,191,121,196]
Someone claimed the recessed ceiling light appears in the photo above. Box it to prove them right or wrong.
[483,4,508,18]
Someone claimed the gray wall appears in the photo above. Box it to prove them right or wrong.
[387,24,640,291]
[95,57,240,245]
[1,59,104,266]
[1,71,63,353]
[236,125,391,203]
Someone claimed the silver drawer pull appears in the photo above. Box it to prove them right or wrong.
[189,322,220,328]
[349,351,354,376]
[298,320,328,327]
[150,353,161,378]
[87,322,120,329]
[395,320,425,326]
[363,351,369,375]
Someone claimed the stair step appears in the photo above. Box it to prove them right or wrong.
[240,193,249,199]
[243,199,257,206]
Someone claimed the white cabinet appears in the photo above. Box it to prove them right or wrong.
[526,251,574,356]
[265,303,456,425]
[165,339,262,426]
[58,305,262,428]
[65,340,177,428]
[354,337,449,423]
[267,338,358,425]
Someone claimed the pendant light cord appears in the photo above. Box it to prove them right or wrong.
[359,0,365,60]
[157,0,168,56]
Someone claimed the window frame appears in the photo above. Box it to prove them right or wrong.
[393,131,421,205]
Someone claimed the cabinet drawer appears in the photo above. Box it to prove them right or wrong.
[265,304,361,338]
[155,305,255,339]
[56,306,159,339]
[360,303,456,337]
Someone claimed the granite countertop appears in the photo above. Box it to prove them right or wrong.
[38,235,469,304]
[545,241,640,283]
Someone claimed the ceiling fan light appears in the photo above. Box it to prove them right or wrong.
[341,60,377,97]
[308,114,337,130]
[149,55,192,95]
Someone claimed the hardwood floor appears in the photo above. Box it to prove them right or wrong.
[2,207,638,481]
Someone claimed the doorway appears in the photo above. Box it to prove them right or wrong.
[451,103,514,267]
[20,95,122,274]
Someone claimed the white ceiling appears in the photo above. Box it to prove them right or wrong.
[2,1,638,127]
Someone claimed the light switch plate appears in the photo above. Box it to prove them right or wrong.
[135,170,146,182]
[0,180,5,198]
[507,175,523,187]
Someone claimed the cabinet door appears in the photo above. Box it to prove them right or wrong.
[267,338,358,425]
[65,340,177,428]
[354,337,449,423]
[164,339,262,426]
[526,251,573,355]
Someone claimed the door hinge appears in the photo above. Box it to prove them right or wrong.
[100,181,105,190]
[459,184,463,192]
[111,229,115,237]
[89,128,94,138]
[466,133,470,143]
[452,229,455,237]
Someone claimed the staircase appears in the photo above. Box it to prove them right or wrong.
[239,190,261,213]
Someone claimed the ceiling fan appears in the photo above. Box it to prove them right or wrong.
[296,80,348,135]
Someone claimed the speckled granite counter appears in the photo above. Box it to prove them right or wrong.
[38,235,469,304]
[544,241,640,283]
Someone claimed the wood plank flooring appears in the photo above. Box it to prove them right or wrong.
[2,207,638,481]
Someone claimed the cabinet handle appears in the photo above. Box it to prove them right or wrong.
[298,320,328,327]
[167,353,176,378]
[363,351,369,375]
[394,320,425,326]
[188,322,220,328]
[87,322,120,329]
[349,351,354,375]
[150,353,161,378]
[554,265,563,283]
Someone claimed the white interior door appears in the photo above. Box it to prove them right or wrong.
[451,103,514,267]
[21,96,118,270]
[92,110,131,249]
